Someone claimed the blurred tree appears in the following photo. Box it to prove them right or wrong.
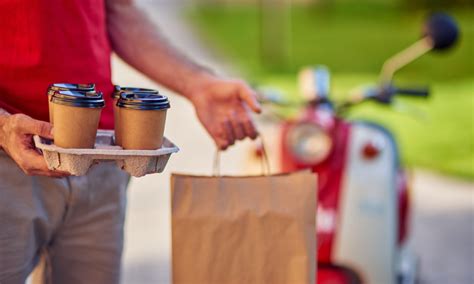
[259,0,292,70]
[400,0,473,9]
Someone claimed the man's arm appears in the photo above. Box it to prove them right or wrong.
[106,0,211,98]
[106,0,261,150]
[0,108,68,177]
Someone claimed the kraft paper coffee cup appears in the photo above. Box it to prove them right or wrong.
[47,83,95,125]
[51,90,104,149]
[112,86,159,146]
[117,92,170,150]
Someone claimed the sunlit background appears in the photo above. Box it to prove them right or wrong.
[187,0,473,178]
[112,0,473,283]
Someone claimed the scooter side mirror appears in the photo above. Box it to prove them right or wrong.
[423,13,460,51]
[379,13,460,83]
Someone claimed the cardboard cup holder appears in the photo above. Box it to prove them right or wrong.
[34,130,179,177]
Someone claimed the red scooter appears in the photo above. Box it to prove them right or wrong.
[255,13,459,284]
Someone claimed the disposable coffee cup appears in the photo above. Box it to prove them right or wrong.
[117,92,170,150]
[51,90,105,148]
[112,86,159,146]
[47,83,95,125]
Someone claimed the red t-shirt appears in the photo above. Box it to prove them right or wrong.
[0,0,114,129]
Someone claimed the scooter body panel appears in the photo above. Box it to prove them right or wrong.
[276,114,415,283]
[333,122,399,284]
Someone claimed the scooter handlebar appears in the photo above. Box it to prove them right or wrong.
[357,85,429,105]
[395,87,430,98]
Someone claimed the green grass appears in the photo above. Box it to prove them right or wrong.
[188,3,474,178]
[188,3,473,81]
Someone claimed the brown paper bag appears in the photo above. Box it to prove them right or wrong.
[171,170,317,284]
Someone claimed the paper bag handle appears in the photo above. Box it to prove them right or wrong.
[213,136,271,176]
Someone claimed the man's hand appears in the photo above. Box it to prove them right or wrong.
[188,77,262,150]
[0,113,69,177]
[106,1,261,150]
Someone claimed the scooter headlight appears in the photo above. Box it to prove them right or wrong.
[286,123,332,165]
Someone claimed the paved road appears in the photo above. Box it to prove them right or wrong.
[118,2,474,283]
[410,171,473,284]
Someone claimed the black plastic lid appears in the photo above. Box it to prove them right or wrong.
[51,90,105,108]
[117,92,170,110]
[112,85,159,99]
[48,83,95,96]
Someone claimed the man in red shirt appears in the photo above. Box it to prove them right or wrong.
[0,0,260,283]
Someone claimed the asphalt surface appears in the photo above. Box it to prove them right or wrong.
[119,2,474,283]
[410,171,473,284]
